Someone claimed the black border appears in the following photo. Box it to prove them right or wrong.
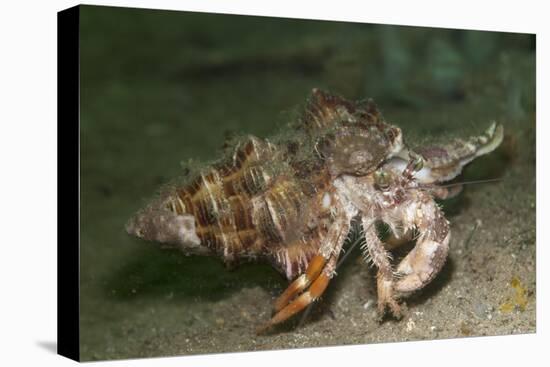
[57,5,80,362]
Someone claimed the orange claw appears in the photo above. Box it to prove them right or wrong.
[273,254,327,312]
[257,271,331,334]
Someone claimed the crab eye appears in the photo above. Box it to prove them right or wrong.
[374,171,390,190]
[407,151,424,172]
[413,156,424,172]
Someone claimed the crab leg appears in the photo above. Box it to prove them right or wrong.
[394,197,450,294]
[273,254,327,312]
[257,256,336,333]
[258,212,351,332]
[362,219,403,317]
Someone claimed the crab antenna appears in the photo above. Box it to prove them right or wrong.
[437,177,502,188]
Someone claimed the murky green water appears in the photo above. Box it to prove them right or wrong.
[79,5,535,361]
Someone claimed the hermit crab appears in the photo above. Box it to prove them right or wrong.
[126,89,503,332]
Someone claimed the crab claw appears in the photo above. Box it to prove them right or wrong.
[394,237,450,294]
[394,199,451,294]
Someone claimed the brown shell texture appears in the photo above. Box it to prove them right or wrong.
[127,89,400,279]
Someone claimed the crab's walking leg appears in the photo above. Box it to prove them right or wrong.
[257,256,337,333]
[362,219,402,317]
[273,254,327,312]
[258,212,351,332]
[394,198,450,294]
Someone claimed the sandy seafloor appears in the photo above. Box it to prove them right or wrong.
[78,6,536,361]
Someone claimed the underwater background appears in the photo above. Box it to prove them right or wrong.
[79,5,535,361]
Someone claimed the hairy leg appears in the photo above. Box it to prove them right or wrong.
[362,218,402,317]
